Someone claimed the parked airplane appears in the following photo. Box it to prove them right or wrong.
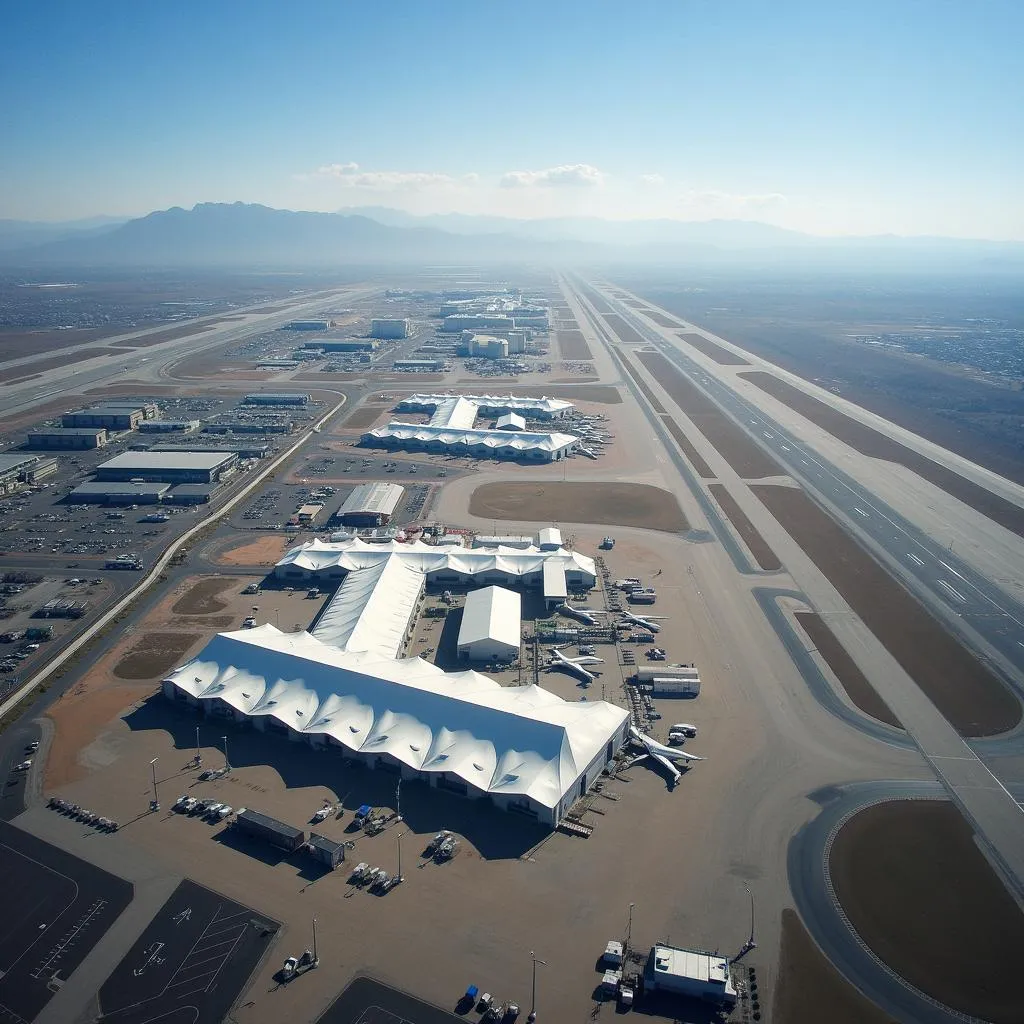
[556,601,608,627]
[546,647,603,684]
[619,611,669,633]
[628,726,703,788]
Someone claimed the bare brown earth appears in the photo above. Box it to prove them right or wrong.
[616,352,666,412]
[340,405,386,429]
[602,313,645,344]
[216,535,290,566]
[0,327,109,362]
[113,632,203,680]
[469,481,689,532]
[0,348,118,381]
[171,576,240,615]
[679,331,750,365]
[794,612,902,727]
[624,299,648,308]
[644,311,681,328]
[660,416,714,478]
[773,909,896,1024]
[638,351,784,478]
[742,371,1024,540]
[751,484,1021,735]
[556,329,593,360]
[109,318,233,348]
[830,800,1024,1023]
[1,373,42,386]
[708,484,781,570]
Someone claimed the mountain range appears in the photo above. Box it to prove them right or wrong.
[1,202,1021,271]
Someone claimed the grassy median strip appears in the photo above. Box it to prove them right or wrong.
[708,483,781,570]
[793,612,901,728]
[742,370,1024,540]
[830,800,1024,1023]
[637,351,784,479]
[752,484,1021,736]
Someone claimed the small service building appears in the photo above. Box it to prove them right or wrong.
[457,586,521,663]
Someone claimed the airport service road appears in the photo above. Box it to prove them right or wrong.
[581,283,1024,693]
[2,285,380,419]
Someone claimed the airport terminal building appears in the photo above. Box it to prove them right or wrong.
[162,538,621,826]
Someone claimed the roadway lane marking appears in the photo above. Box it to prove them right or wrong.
[936,579,967,603]
[852,507,869,518]
[907,553,925,566]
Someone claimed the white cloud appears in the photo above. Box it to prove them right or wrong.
[639,173,665,186]
[675,189,788,217]
[304,162,465,191]
[499,164,606,189]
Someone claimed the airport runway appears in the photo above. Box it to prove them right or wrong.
[578,281,1024,695]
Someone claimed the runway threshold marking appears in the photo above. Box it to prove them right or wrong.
[936,579,967,603]
[30,899,109,982]
[907,553,925,566]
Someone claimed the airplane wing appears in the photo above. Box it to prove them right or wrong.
[629,726,705,762]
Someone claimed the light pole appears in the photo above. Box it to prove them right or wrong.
[311,915,319,967]
[195,724,201,766]
[395,777,402,819]
[396,830,406,883]
[222,734,231,772]
[149,757,160,811]
[626,902,635,956]
[528,950,546,1023]
[744,883,756,952]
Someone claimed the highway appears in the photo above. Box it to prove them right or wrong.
[576,280,1024,696]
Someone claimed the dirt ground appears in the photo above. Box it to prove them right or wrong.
[468,481,689,532]
[793,613,902,728]
[602,313,645,344]
[661,415,715,478]
[709,484,781,570]
[108,319,232,348]
[742,371,1024,540]
[637,351,784,479]
[113,632,204,680]
[0,327,109,362]
[172,577,241,615]
[0,347,118,381]
[216,535,291,566]
[617,351,666,412]
[751,484,1021,736]
[644,311,682,328]
[339,405,387,430]
[679,331,750,366]
[829,800,1024,1023]
[772,909,896,1024]
[556,329,593,360]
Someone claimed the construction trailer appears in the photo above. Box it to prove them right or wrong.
[234,808,306,852]
[307,832,346,869]
[643,944,737,1009]
[636,665,701,698]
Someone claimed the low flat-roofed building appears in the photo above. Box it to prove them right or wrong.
[495,412,526,431]
[63,406,145,431]
[472,535,533,550]
[67,481,171,505]
[0,453,40,494]
[457,585,521,663]
[23,457,58,483]
[243,392,310,406]
[538,527,562,550]
[644,945,737,1008]
[336,481,404,527]
[302,338,377,353]
[96,450,237,483]
[137,420,200,433]
[284,319,331,331]
[307,832,346,868]
[393,358,447,372]
[234,808,306,852]
[542,560,568,608]
[297,502,324,523]
[27,427,108,450]
[165,483,218,504]
[371,318,410,339]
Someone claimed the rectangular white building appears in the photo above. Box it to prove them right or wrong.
[458,586,521,662]
[371,318,410,339]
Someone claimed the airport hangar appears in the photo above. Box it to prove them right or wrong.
[163,538,626,827]
[362,393,579,462]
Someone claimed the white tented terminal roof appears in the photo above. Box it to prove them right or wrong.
[311,556,424,660]
[538,527,562,549]
[542,560,568,603]
[363,422,578,457]
[397,393,573,418]
[430,396,479,430]
[164,625,628,811]
[495,412,526,431]
[458,586,521,660]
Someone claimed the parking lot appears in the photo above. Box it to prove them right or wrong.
[317,977,460,1024]
[97,879,278,1024]
[0,820,133,1023]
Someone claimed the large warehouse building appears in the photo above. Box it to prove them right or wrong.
[27,427,108,450]
[336,482,404,527]
[370,318,410,339]
[457,586,521,662]
[63,404,157,431]
[362,393,579,462]
[95,451,237,484]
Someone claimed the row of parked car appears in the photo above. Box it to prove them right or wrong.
[174,794,233,820]
[47,796,119,831]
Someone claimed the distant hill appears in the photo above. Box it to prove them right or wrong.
[0,215,128,252]
[2,202,1021,270]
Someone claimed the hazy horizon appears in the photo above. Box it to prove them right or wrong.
[2,1,1021,241]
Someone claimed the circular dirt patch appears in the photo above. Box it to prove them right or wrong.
[113,632,203,680]
[171,577,240,615]
[829,800,1024,1023]
[469,481,688,532]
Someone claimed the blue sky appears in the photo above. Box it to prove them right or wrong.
[1,0,1021,237]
